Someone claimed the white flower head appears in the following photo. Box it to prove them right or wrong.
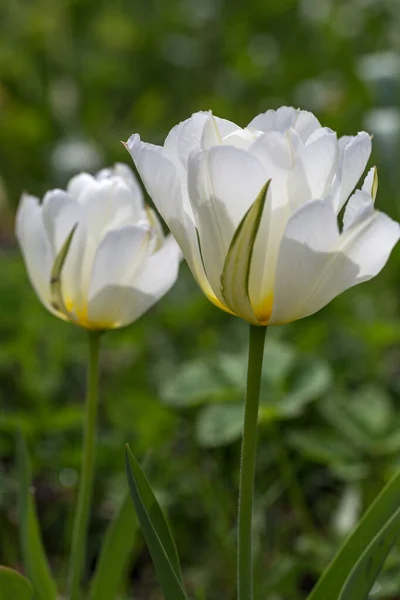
[126,107,400,326]
[16,163,181,330]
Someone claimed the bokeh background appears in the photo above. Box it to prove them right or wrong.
[1,0,400,598]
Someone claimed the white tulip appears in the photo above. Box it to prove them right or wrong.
[16,163,181,330]
[127,107,400,326]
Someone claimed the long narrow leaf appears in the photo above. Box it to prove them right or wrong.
[0,566,33,600]
[307,469,400,600]
[125,445,187,600]
[339,506,400,600]
[17,436,57,600]
[90,493,138,600]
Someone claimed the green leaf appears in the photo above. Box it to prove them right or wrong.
[221,179,270,323]
[90,493,138,600]
[262,339,296,384]
[0,566,33,600]
[278,358,332,418]
[17,436,57,600]
[307,468,400,600]
[161,360,225,407]
[196,403,244,447]
[124,445,187,600]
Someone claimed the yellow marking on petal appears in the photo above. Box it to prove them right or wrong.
[64,298,116,331]
[254,292,274,325]
[205,290,236,315]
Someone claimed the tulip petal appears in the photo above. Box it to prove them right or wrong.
[269,200,343,324]
[80,179,142,237]
[248,132,292,208]
[221,181,270,324]
[335,132,372,212]
[117,235,181,325]
[66,173,96,201]
[248,107,321,142]
[88,236,180,330]
[270,200,400,325]
[289,128,338,209]
[340,208,400,283]
[164,112,238,167]
[342,190,374,231]
[126,134,215,298]
[87,225,151,327]
[50,224,78,317]
[187,145,267,299]
[15,194,53,309]
[361,166,378,200]
[42,189,87,311]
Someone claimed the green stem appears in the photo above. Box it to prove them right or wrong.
[238,324,267,600]
[68,330,102,600]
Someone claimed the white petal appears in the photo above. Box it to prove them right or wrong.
[292,110,322,142]
[80,179,141,238]
[248,106,298,133]
[187,146,267,298]
[42,189,82,253]
[248,107,321,142]
[288,128,338,209]
[340,210,400,282]
[361,166,378,200]
[335,132,372,212]
[201,113,238,148]
[66,173,95,202]
[342,190,374,231]
[96,163,145,202]
[117,235,181,325]
[222,128,258,149]
[269,200,343,324]
[15,194,53,309]
[271,200,400,325]
[41,189,87,312]
[164,111,238,166]
[126,134,214,296]
[87,225,150,326]
[248,132,292,208]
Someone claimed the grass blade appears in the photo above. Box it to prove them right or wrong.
[0,566,33,599]
[90,493,138,600]
[125,445,187,600]
[307,468,400,600]
[17,435,57,600]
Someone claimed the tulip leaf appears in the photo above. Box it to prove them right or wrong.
[307,468,400,600]
[90,493,138,600]
[17,435,57,600]
[124,445,187,600]
[221,179,270,323]
[50,224,77,315]
[0,566,33,600]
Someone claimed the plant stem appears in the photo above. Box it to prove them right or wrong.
[68,330,102,600]
[238,324,266,600]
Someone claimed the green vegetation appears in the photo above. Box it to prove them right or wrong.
[1,0,400,597]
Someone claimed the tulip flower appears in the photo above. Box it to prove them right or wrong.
[126,107,400,600]
[127,107,399,326]
[16,163,181,600]
[16,163,181,331]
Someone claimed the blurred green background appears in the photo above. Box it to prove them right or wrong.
[1,0,400,598]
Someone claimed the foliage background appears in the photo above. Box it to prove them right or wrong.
[1,0,400,598]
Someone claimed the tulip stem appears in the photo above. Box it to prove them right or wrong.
[238,324,266,600]
[68,330,102,600]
